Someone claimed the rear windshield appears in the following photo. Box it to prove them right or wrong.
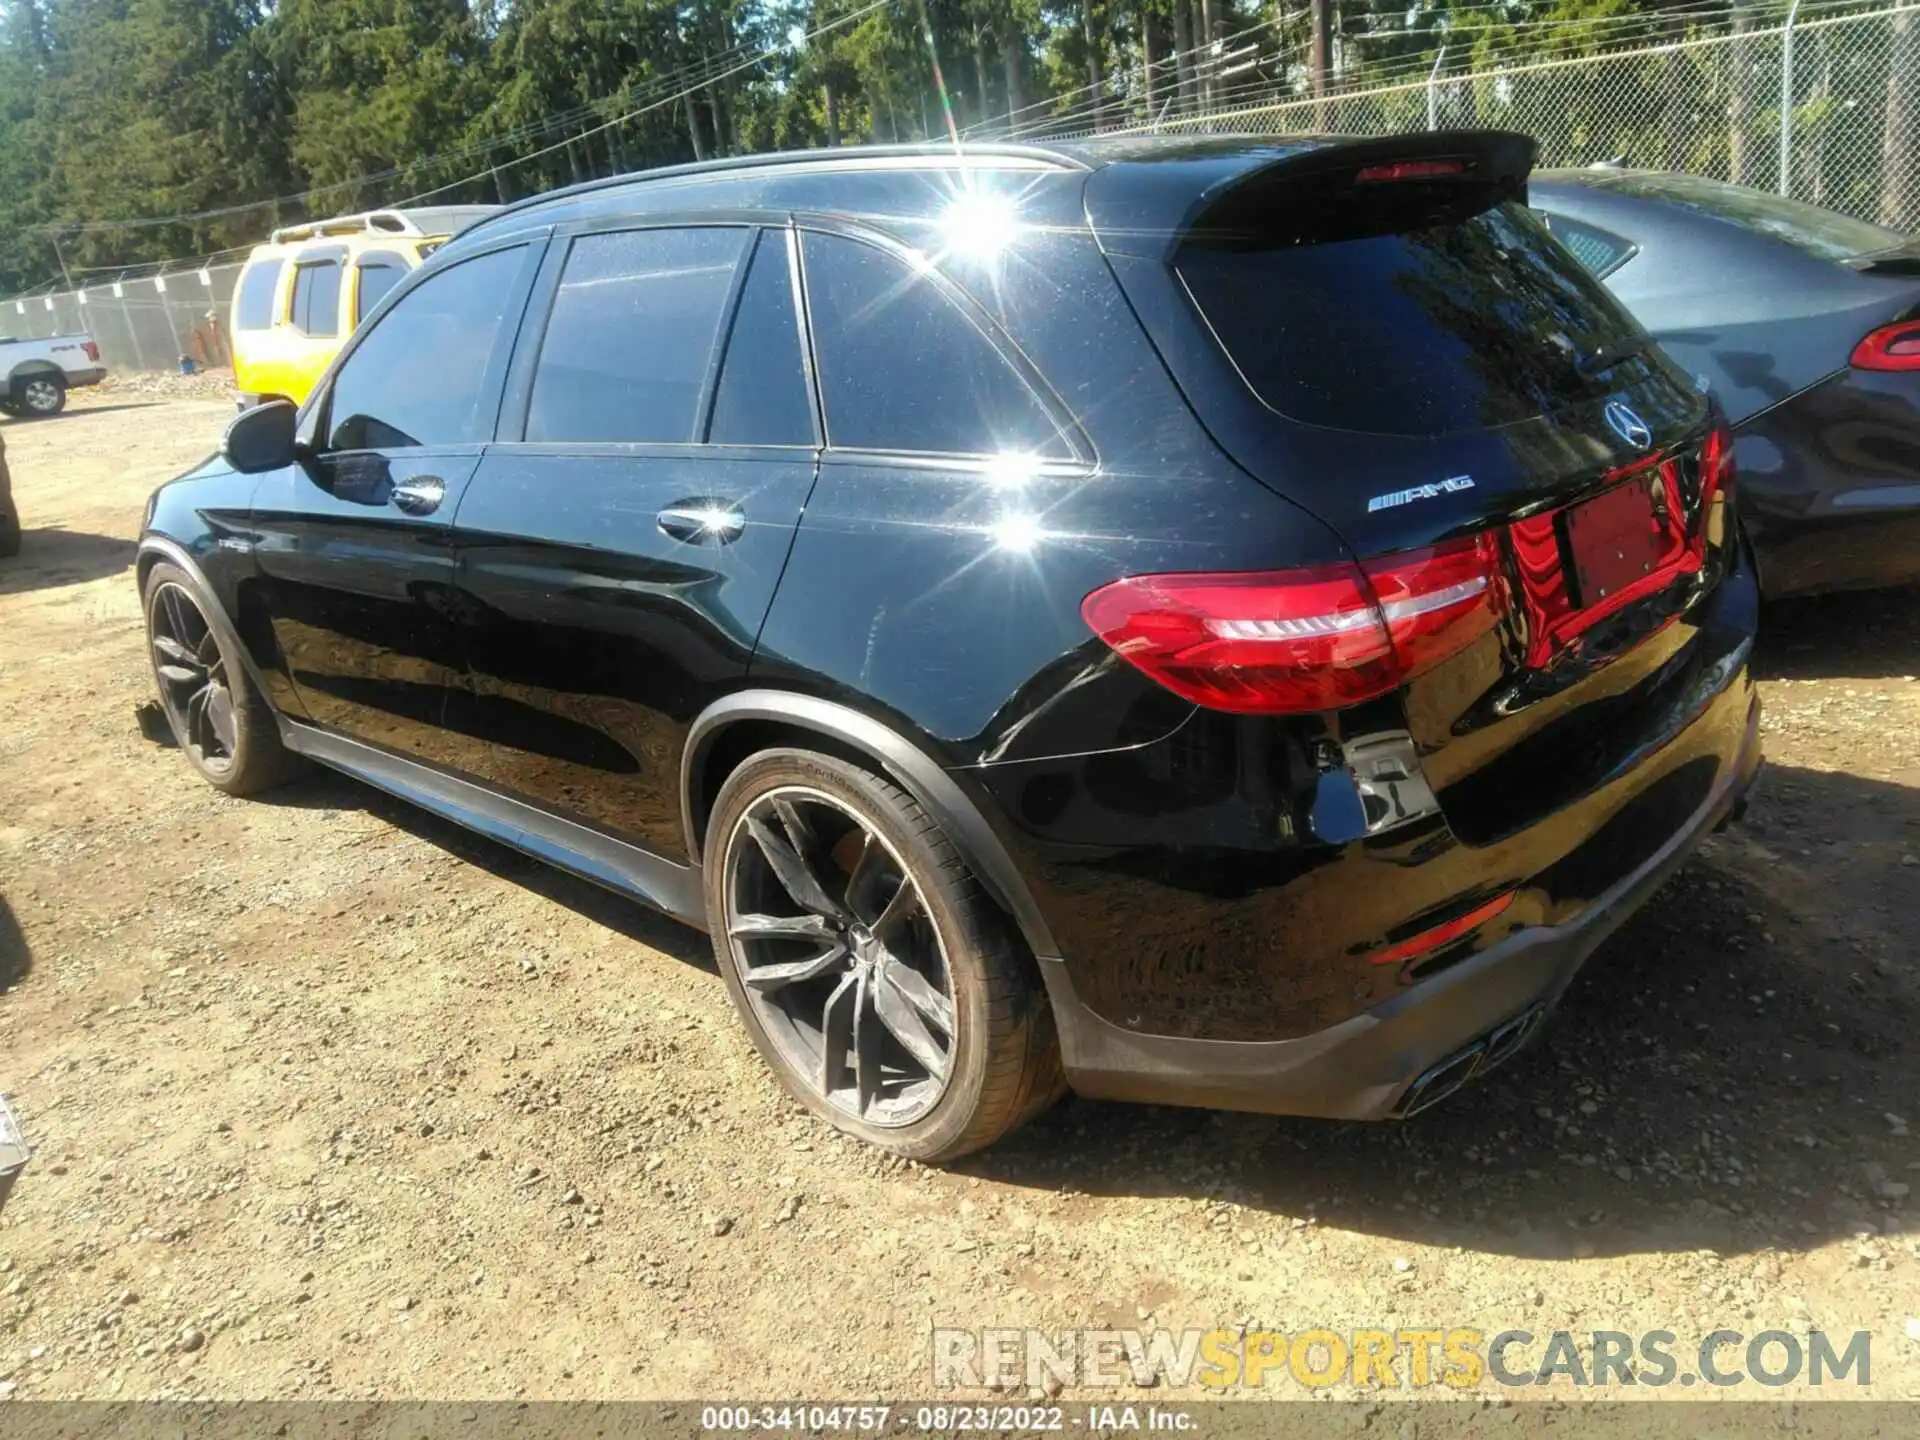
[1581,171,1902,261]
[1178,201,1647,436]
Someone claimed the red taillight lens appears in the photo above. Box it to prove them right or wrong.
[1852,321,1920,371]
[1368,891,1516,967]
[1361,532,1505,680]
[82,341,100,363]
[1080,535,1504,716]
[1700,421,1736,508]
[1354,159,1467,184]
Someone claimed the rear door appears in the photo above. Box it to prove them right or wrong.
[445,222,819,857]
[248,239,543,764]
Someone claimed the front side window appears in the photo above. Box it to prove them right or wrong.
[290,259,342,338]
[800,231,1070,458]
[235,259,284,331]
[326,245,526,452]
[526,226,750,445]
[353,253,409,325]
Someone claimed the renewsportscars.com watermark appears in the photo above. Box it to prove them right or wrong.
[933,1326,1874,1391]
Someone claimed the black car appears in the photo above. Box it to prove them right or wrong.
[1532,168,1920,599]
[139,132,1761,1161]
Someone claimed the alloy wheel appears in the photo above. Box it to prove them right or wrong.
[722,787,958,1127]
[149,583,238,774]
[21,380,60,414]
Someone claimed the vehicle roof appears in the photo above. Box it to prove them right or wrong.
[445,135,1356,252]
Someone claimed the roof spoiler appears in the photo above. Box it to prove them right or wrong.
[1091,130,1538,260]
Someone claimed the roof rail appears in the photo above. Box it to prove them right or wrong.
[269,209,426,245]
[267,205,499,246]
[456,142,1088,245]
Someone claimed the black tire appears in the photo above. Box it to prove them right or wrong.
[704,748,1063,1162]
[12,374,65,418]
[142,562,302,796]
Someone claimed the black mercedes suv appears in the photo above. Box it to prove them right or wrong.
[139,131,1761,1160]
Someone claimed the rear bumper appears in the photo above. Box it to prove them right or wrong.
[1043,631,1763,1122]
[64,367,106,389]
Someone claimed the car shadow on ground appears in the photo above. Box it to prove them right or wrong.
[1757,584,1920,682]
[0,897,30,991]
[257,764,715,972]
[0,529,135,595]
[971,759,1918,1261]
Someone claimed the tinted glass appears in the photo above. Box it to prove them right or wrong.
[526,227,749,444]
[235,259,283,330]
[801,232,1069,457]
[709,231,814,446]
[1581,171,1901,261]
[1178,202,1648,437]
[326,245,525,452]
[1545,215,1636,277]
[354,255,409,324]
[291,260,342,338]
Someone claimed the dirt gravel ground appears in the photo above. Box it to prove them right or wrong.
[1,383,1918,1406]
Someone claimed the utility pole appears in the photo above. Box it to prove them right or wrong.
[48,229,75,292]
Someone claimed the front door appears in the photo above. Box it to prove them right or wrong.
[247,239,542,764]
[445,223,820,858]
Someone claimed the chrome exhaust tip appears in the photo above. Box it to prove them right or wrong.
[1391,1004,1548,1118]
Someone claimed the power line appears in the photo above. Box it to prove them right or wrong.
[393,0,892,207]
[38,8,862,238]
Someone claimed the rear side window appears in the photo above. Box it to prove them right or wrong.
[354,253,409,325]
[290,259,342,338]
[801,231,1070,458]
[326,245,525,452]
[1543,215,1637,278]
[235,259,284,331]
[526,226,749,445]
[708,231,814,447]
[1178,202,1647,436]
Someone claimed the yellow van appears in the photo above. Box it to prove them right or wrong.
[229,206,498,408]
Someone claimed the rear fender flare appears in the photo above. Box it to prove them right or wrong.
[680,692,1060,960]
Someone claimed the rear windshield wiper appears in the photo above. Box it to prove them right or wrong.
[1846,239,1920,275]
[1574,333,1654,378]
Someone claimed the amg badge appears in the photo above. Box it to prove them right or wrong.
[1367,475,1477,514]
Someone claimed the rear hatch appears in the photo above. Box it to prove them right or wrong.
[1089,132,1742,844]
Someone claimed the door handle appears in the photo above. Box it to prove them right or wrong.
[658,501,746,545]
[391,475,447,516]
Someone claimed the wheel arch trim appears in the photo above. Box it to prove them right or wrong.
[135,536,278,703]
[681,692,1060,960]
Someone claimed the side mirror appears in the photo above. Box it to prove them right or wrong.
[221,399,298,474]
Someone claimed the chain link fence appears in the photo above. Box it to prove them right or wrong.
[1031,1,1920,234]
[6,3,1916,370]
[1,259,241,376]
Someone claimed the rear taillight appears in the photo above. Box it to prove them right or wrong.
[1700,420,1736,510]
[82,341,100,363]
[1852,320,1920,371]
[1080,534,1504,716]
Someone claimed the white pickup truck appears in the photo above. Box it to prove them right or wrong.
[0,331,106,417]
